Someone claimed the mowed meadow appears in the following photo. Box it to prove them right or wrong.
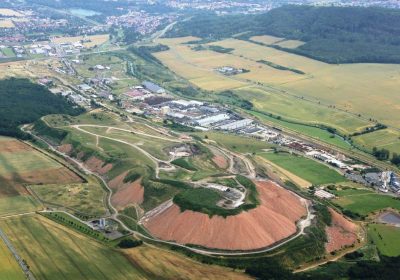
[0,136,83,216]
[154,36,400,137]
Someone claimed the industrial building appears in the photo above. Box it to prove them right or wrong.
[195,113,230,127]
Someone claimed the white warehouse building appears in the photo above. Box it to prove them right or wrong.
[217,119,253,131]
[195,114,230,127]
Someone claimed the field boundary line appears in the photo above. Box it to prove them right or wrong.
[0,227,36,279]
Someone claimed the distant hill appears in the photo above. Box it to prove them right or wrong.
[166,5,400,64]
[0,78,83,138]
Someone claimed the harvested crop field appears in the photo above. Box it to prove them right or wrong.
[325,208,358,253]
[0,214,147,279]
[143,181,307,250]
[0,137,82,215]
[123,245,251,280]
[109,172,144,209]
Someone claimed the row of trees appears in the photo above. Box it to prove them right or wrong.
[372,147,400,167]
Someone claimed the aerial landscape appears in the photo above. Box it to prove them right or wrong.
[0,0,400,279]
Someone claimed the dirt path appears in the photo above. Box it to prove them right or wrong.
[72,125,176,178]
[73,124,182,143]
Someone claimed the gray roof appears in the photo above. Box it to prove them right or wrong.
[142,81,164,92]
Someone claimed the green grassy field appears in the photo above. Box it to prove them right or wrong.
[195,131,274,154]
[368,224,400,256]
[332,188,400,216]
[260,152,346,185]
[0,238,25,280]
[0,196,40,216]
[30,178,107,217]
[0,215,147,280]
[352,128,400,155]
[236,87,370,135]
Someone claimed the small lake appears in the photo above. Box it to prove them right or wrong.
[68,8,101,17]
[379,211,400,226]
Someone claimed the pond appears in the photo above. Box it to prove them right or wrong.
[379,211,400,226]
[68,8,101,17]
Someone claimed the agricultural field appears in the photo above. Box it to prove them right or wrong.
[0,214,147,280]
[0,238,25,280]
[30,177,107,217]
[250,35,284,45]
[260,152,346,185]
[123,245,250,280]
[274,39,305,49]
[155,36,400,133]
[51,34,109,48]
[0,136,82,216]
[237,87,370,135]
[332,188,400,216]
[248,35,306,50]
[368,224,400,256]
[352,128,400,155]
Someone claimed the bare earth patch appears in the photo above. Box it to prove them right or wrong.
[212,155,228,169]
[57,144,73,154]
[84,156,112,175]
[325,208,358,253]
[109,172,144,210]
[144,181,306,251]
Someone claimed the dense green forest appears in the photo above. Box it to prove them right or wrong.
[0,78,83,138]
[166,5,400,63]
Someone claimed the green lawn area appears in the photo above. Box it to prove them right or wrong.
[0,196,40,216]
[249,111,352,151]
[0,238,25,280]
[0,215,147,280]
[332,188,400,216]
[261,152,346,185]
[195,131,274,154]
[368,224,400,256]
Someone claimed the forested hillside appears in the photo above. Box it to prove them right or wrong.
[0,78,83,138]
[166,5,400,63]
